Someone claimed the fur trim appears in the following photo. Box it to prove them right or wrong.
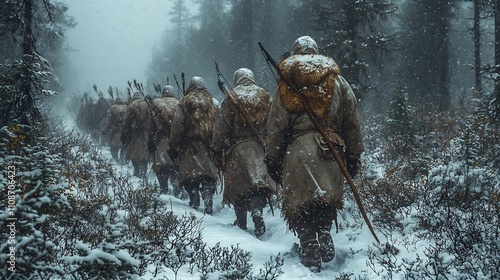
[278,54,340,119]
[128,99,149,129]
[152,97,178,132]
[110,104,127,121]
[180,89,217,139]
[231,85,270,128]
[283,196,343,231]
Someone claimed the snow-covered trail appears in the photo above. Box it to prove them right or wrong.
[101,147,398,279]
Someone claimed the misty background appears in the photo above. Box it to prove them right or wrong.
[0,0,495,116]
[0,0,494,116]
[8,0,492,115]
[60,0,178,92]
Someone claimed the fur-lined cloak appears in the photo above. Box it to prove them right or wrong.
[266,54,364,231]
[212,82,275,204]
[169,89,218,183]
[150,96,178,172]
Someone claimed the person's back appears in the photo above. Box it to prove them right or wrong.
[168,77,218,215]
[212,68,275,238]
[265,36,364,272]
[122,92,150,178]
[149,85,180,195]
[107,98,127,163]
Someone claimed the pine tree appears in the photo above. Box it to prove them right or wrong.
[386,81,415,158]
[494,0,500,118]
[229,0,256,71]
[304,0,397,100]
[399,0,458,111]
[0,0,71,138]
[0,125,69,278]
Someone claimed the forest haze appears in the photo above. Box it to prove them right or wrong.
[1,0,499,115]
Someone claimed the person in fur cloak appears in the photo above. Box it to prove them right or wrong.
[121,91,151,178]
[168,77,219,215]
[148,85,182,196]
[105,97,128,164]
[211,68,276,238]
[264,36,364,271]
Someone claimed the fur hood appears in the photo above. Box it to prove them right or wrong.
[278,54,340,119]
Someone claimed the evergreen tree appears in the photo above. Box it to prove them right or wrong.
[0,0,72,138]
[166,0,191,79]
[473,0,482,96]
[229,0,256,72]
[304,0,397,100]
[0,125,69,278]
[386,81,415,157]
[494,0,500,118]
[189,0,230,99]
[399,0,457,111]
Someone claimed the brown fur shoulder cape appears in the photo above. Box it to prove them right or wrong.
[278,54,340,119]
[230,85,270,128]
[179,89,217,139]
[152,97,178,130]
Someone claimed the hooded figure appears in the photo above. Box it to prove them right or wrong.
[161,85,176,98]
[121,91,150,178]
[168,76,218,215]
[212,68,275,238]
[264,36,364,272]
[149,84,181,195]
[105,97,128,164]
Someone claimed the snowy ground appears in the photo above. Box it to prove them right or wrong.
[101,148,424,280]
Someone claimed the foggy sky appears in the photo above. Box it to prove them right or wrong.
[62,0,173,93]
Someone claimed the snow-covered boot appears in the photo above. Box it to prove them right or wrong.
[318,229,335,262]
[252,210,266,238]
[300,238,321,272]
[201,185,214,215]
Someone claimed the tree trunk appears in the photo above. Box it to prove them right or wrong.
[436,0,451,111]
[474,0,482,96]
[345,2,360,95]
[495,0,500,117]
[20,0,36,127]
[245,0,254,71]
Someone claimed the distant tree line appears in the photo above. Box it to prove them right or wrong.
[149,0,500,118]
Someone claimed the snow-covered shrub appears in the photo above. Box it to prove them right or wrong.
[414,107,500,279]
[0,124,69,279]
[250,254,284,280]
[190,243,251,280]
[360,95,499,279]
[61,222,140,279]
[360,166,423,234]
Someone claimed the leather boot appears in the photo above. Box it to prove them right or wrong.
[156,172,169,194]
[318,229,335,262]
[185,182,200,209]
[201,184,215,215]
[297,226,321,272]
[300,238,321,272]
[233,203,247,230]
[251,210,266,238]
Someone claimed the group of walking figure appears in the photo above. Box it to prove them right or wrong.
[77,36,364,272]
